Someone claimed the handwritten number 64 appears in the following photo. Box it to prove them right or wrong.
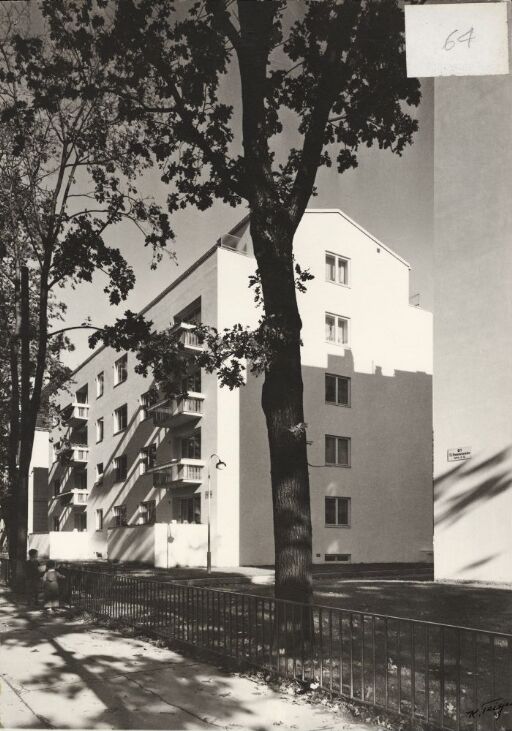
[444,27,475,51]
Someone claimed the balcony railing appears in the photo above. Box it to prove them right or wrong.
[60,402,90,427]
[149,394,204,428]
[55,441,89,464]
[171,322,204,352]
[151,459,204,489]
[53,488,88,508]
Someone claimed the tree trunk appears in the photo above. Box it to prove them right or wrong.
[253,224,313,604]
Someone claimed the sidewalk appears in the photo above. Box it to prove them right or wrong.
[0,588,384,730]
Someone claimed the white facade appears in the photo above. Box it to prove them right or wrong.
[433,72,512,582]
[46,210,433,568]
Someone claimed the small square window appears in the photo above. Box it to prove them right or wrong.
[113,504,127,527]
[96,418,104,443]
[114,355,128,386]
[325,252,350,286]
[325,374,350,407]
[114,455,127,482]
[96,372,104,398]
[325,497,351,527]
[325,313,349,345]
[325,435,350,466]
[114,404,128,433]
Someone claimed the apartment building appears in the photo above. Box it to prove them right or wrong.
[39,209,433,567]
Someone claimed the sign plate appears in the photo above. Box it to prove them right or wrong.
[405,3,509,77]
[447,446,472,462]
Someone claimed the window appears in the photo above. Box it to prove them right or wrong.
[325,435,351,466]
[325,252,350,286]
[325,374,350,407]
[140,390,158,421]
[325,553,351,562]
[114,404,128,433]
[114,354,128,386]
[76,386,88,404]
[113,504,127,527]
[95,463,104,484]
[53,478,61,497]
[74,512,87,532]
[96,372,104,398]
[178,495,201,524]
[182,367,202,394]
[181,430,201,459]
[139,500,156,525]
[140,444,157,474]
[96,417,104,443]
[325,313,349,345]
[114,455,128,482]
[53,516,60,531]
[96,509,103,531]
[325,497,351,527]
[75,469,87,491]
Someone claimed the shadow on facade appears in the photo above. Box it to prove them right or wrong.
[434,446,512,528]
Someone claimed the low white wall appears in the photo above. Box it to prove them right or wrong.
[155,523,208,568]
[108,525,155,564]
[49,531,92,560]
[28,533,50,557]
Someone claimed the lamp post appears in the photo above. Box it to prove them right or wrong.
[207,453,226,573]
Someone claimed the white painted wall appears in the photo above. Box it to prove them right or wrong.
[28,532,50,557]
[433,72,512,582]
[239,210,433,565]
[49,531,92,560]
[155,523,208,568]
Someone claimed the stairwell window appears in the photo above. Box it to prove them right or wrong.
[114,455,128,482]
[114,404,128,433]
[96,509,103,531]
[325,497,351,527]
[325,435,351,467]
[114,354,128,386]
[96,418,104,443]
[96,371,104,398]
[325,374,351,407]
[325,313,349,345]
[325,252,350,286]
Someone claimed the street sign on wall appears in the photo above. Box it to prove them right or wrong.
[447,446,472,462]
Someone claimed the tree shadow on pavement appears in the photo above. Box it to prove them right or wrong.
[0,591,262,730]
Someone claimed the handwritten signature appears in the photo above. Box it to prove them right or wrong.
[466,698,512,720]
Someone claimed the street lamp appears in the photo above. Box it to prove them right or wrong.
[207,453,226,574]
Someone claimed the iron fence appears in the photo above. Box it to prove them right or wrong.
[1,557,510,731]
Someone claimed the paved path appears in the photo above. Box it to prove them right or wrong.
[0,589,382,730]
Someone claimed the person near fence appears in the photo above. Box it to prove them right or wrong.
[25,549,43,607]
[42,560,65,612]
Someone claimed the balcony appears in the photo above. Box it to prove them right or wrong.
[172,322,204,352]
[60,402,90,427]
[151,459,204,489]
[54,440,89,464]
[148,394,204,428]
[54,489,88,509]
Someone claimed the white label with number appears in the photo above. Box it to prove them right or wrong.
[405,3,509,77]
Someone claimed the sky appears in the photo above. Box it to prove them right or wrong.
[50,7,434,370]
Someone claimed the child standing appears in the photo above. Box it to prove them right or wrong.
[42,560,65,612]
